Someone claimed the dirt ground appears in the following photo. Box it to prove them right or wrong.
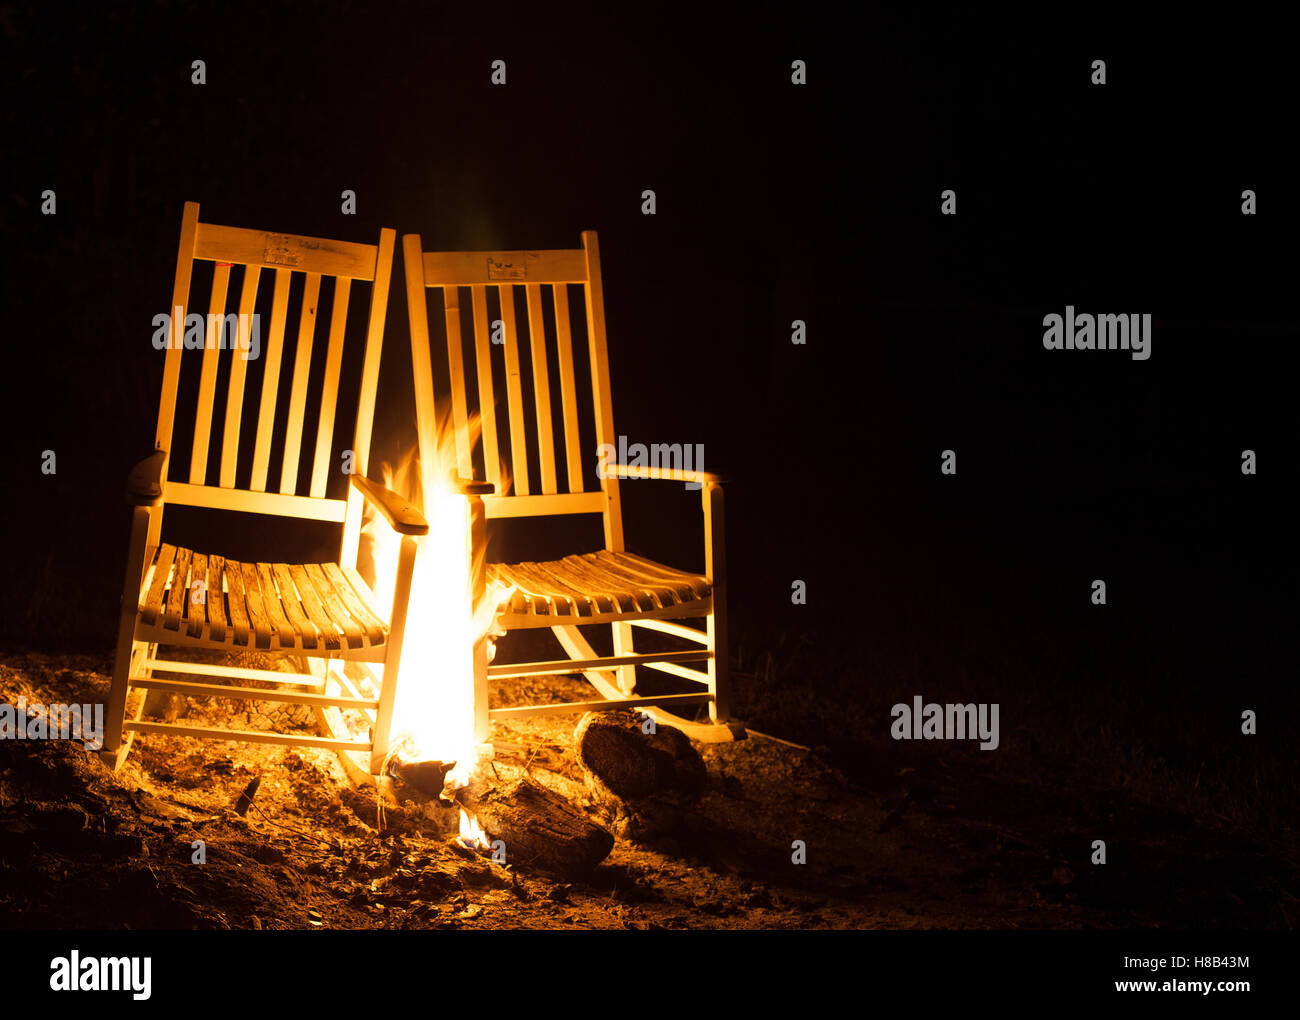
[1,650,1295,930]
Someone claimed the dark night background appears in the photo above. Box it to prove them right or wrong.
[1,5,1294,835]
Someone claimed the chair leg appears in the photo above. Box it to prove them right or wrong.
[612,621,636,695]
[371,646,401,776]
[472,633,490,745]
[103,508,149,758]
[469,494,490,746]
[101,631,135,760]
[704,481,730,724]
[707,608,730,723]
[370,535,416,774]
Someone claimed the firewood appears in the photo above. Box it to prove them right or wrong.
[387,758,458,801]
[573,710,707,839]
[457,777,613,879]
[574,710,706,798]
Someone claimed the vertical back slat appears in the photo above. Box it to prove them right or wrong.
[551,283,584,493]
[404,233,442,510]
[582,231,624,550]
[498,284,530,495]
[309,278,352,498]
[280,272,321,494]
[219,265,261,487]
[525,283,558,494]
[443,286,473,479]
[189,263,231,484]
[350,229,394,480]
[471,285,502,492]
[250,268,292,491]
[156,202,201,458]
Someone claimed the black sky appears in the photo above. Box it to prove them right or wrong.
[1,5,1291,716]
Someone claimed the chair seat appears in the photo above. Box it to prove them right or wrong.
[487,550,711,618]
[137,543,388,651]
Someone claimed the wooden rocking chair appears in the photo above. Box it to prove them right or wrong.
[402,231,743,742]
[104,201,427,775]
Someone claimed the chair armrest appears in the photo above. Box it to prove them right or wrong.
[454,477,495,495]
[350,475,428,536]
[602,463,722,486]
[126,451,167,506]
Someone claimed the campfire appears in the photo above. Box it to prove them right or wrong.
[361,413,510,848]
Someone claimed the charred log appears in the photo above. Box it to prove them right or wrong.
[456,776,613,879]
[574,710,707,839]
[387,758,458,801]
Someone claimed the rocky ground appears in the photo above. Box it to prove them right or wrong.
[1,650,1296,930]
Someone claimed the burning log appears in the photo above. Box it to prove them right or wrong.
[456,776,613,879]
[380,757,466,841]
[387,758,459,801]
[574,710,707,839]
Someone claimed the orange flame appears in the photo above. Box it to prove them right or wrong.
[363,411,512,847]
[459,809,490,848]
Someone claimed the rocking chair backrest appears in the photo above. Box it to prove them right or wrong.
[403,231,626,551]
[156,202,395,525]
